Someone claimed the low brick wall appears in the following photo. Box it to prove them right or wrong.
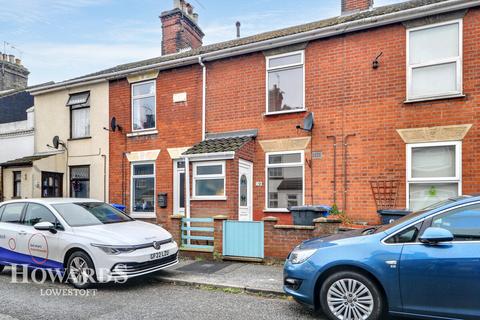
[169,215,341,261]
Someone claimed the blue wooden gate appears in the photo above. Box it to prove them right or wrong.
[223,221,264,259]
[181,217,214,252]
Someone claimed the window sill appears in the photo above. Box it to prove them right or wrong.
[131,212,156,219]
[68,136,92,141]
[127,130,158,138]
[263,209,290,213]
[404,94,465,104]
[191,196,227,201]
[264,109,306,116]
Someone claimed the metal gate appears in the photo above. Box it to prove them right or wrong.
[223,221,264,259]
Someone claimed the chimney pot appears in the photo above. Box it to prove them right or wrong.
[15,58,21,65]
[236,21,241,38]
[341,0,373,15]
[8,54,15,63]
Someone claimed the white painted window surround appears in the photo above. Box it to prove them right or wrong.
[406,141,462,211]
[407,19,463,101]
[265,51,305,115]
[265,150,305,212]
[192,161,226,200]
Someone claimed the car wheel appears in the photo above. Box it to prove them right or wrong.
[66,251,96,289]
[319,271,385,320]
[0,265,4,273]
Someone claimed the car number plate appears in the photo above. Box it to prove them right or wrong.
[150,250,170,260]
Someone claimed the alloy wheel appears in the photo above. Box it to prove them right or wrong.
[326,278,374,320]
[69,257,91,285]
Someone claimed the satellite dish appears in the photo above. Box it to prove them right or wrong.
[110,117,117,132]
[52,136,60,149]
[303,112,314,131]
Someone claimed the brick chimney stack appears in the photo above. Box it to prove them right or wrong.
[341,0,374,15]
[0,52,29,91]
[160,0,204,55]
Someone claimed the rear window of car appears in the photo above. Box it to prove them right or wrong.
[53,202,133,227]
[0,203,25,224]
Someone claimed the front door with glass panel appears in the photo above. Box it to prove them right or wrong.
[173,160,186,215]
[41,172,63,198]
[238,160,253,221]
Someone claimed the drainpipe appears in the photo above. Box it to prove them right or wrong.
[184,157,191,245]
[327,136,337,205]
[343,133,356,213]
[102,154,107,202]
[198,57,206,141]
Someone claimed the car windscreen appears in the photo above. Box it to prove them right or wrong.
[52,202,133,227]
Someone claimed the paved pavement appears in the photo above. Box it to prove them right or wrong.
[154,259,285,296]
[0,267,322,320]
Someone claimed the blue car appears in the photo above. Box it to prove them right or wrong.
[284,196,480,320]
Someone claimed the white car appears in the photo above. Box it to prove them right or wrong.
[0,198,178,288]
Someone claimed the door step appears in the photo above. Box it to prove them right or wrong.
[222,256,264,263]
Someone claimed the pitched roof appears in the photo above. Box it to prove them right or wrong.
[0,154,54,168]
[0,90,34,124]
[183,136,253,155]
[68,0,450,82]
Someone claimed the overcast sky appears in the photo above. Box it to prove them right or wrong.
[0,0,403,85]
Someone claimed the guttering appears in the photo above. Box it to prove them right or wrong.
[28,0,480,95]
[183,151,235,162]
[198,57,207,141]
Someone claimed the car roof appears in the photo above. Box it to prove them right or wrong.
[0,198,103,206]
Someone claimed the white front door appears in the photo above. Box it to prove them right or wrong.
[173,160,186,215]
[238,160,253,221]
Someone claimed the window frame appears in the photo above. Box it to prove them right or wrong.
[406,19,463,101]
[13,171,21,199]
[406,141,462,210]
[265,150,305,212]
[265,50,306,115]
[130,161,156,218]
[192,161,226,200]
[69,165,90,198]
[131,80,157,132]
[68,91,91,140]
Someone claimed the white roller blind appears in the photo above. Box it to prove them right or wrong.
[411,145,456,178]
[409,23,459,65]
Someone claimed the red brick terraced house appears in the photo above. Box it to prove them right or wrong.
[34,0,480,230]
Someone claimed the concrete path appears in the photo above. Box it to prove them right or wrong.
[155,259,285,296]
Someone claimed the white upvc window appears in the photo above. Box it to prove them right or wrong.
[407,19,463,101]
[266,51,305,115]
[131,162,156,217]
[192,161,226,200]
[265,151,304,212]
[406,141,462,211]
[131,81,156,131]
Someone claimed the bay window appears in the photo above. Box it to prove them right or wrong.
[407,20,462,101]
[132,81,156,131]
[407,142,461,211]
[266,151,304,211]
[266,51,305,114]
[131,162,155,214]
[192,161,226,200]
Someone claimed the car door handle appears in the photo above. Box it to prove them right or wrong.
[18,231,27,236]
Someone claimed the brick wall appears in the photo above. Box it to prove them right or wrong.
[211,216,342,260]
[109,64,203,228]
[341,0,373,14]
[110,8,480,226]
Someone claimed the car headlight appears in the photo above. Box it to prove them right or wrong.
[91,244,136,255]
[289,247,317,264]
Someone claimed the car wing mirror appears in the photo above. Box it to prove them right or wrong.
[419,227,454,245]
[33,221,57,234]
